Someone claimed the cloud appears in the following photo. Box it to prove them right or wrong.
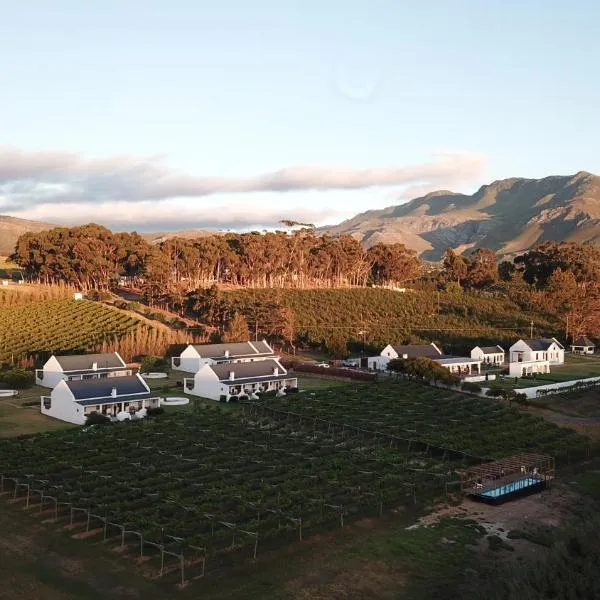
[0,146,486,228]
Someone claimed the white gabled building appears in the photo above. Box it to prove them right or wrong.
[35,352,131,388]
[571,337,595,355]
[508,338,564,378]
[184,358,297,401]
[172,340,275,373]
[368,343,443,371]
[40,374,160,425]
[471,345,505,365]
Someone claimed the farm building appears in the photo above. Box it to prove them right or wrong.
[508,338,564,378]
[470,345,505,365]
[172,340,275,373]
[40,374,160,425]
[35,352,131,388]
[368,343,443,371]
[571,336,595,355]
[432,356,482,376]
[184,358,297,401]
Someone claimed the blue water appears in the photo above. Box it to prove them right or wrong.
[480,477,542,498]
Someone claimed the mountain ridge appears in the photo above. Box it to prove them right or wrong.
[2,171,600,259]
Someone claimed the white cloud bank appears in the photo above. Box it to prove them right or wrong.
[0,146,486,229]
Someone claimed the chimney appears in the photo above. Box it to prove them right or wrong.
[92,362,98,371]
[224,350,230,358]
[111,387,117,398]
[273,366,279,376]
[229,371,235,381]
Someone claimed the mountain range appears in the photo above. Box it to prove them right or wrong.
[2,171,600,259]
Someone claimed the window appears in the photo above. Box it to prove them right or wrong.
[43,397,51,409]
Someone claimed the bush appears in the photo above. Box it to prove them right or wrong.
[0,368,34,389]
[85,411,111,426]
[514,392,529,405]
[286,386,299,394]
[486,387,504,398]
[140,355,167,373]
[228,395,239,403]
[461,381,482,393]
[238,394,249,402]
[146,406,165,417]
[113,300,128,310]
[219,395,227,402]
[262,389,278,397]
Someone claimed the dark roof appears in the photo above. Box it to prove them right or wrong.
[391,344,442,358]
[224,374,297,386]
[75,394,156,406]
[54,352,125,371]
[210,358,286,381]
[66,367,132,377]
[65,375,149,400]
[435,356,481,365]
[572,337,595,347]
[191,341,273,359]
[478,345,505,354]
[522,339,560,351]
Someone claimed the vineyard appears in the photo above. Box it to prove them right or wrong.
[261,381,591,463]
[0,298,140,363]
[220,288,559,352]
[0,381,592,584]
[0,406,456,581]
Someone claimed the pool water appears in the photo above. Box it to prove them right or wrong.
[481,477,542,498]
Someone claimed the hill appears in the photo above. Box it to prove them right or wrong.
[322,171,600,259]
[0,215,55,255]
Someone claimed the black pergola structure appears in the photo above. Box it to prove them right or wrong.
[460,453,555,505]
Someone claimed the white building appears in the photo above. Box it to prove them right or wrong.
[433,356,482,376]
[172,340,275,373]
[571,337,595,355]
[368,343,443,371]
[508,338,564,378]
[184,358,297,401]
[35,352,131,388]
[471,345,505,365]
[40,374,160,425]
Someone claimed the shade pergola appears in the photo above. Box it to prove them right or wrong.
[459,453,555,494]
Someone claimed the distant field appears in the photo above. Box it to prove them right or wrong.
[0,298,141,362]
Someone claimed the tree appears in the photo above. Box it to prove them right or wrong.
[85,412,111,426]
[466,248,498,289]
[442,249,469,286]
[223,312,250,342]
[367,243,421,285]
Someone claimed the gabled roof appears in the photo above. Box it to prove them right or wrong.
[54,352,125,371]
[209,358,286,381]
[65,375,149,400]
[521,339,560,351]
[190,340,273,359]
[390,344,442,358]
[572,336,595,347]
[477,345,505,354]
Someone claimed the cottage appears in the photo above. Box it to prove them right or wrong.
[35,352,131,388]
[433,356,482,376]
[184,358,297,401]
[471,345,505,365]
[508,338,564,378]
[571,337,595,355]
[172,340,275,373]
[40,374,160,425]
[368,343,443,371]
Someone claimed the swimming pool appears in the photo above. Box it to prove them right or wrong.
[481,477,542,498]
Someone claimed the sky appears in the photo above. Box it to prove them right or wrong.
[1,0,599,232]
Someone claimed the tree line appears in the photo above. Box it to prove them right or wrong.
[10,224,421,292]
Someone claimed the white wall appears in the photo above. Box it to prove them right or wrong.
[186,364,222,400]
[36,355,65,387]
[463,374,497,383]
[519,376,600,399]
[379,345,399,360]
[471,348,504,364]
[172,345,203,372]
[508,360,549,378]
[369,356,390,371]
[41,381,84,424]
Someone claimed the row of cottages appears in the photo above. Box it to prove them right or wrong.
[172,340,274,373]
[372,343,483,375]
[185,357,298,401]
[35,352,131,388]
[41,374,161,425]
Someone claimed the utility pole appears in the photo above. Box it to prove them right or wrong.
[529,320,534,339]
[566,315,569,344]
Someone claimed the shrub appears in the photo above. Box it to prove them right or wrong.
[140,355,167,373]
[228,395,239,403]
[286,386,300,394]
[262,390,278,397]
[486,387,504,398]
[146,406,165,417]
[219,395,227,402]
[514,393,529,405]
[85,411,111,426]
[238,394,249,402]
[0,368,34,389]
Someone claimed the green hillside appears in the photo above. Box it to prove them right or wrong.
[220,288,559,352]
